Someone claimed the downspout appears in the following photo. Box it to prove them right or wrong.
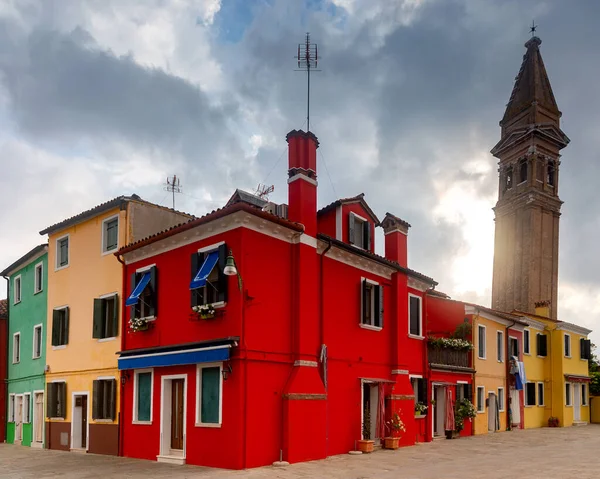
[505,320,517,431]
[115,253,127,457]
[423,286,434,443]
[319,239,332,455]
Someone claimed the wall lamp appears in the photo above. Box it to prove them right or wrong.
[224,250,243,291]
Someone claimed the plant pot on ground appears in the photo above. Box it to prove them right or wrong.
[383,412,406,450]
[383,437,399,450]
[359,406,375,453]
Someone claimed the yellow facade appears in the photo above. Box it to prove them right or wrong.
[520,320,548,429]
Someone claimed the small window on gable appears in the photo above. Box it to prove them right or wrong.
[102,216,119,253]
[190,244,228,308]
[348,212,371,250]
[126,267,157,320]
[519,159,528,183]
[361,279,383,329]
[34,262,43,294]
[56,236,69,269]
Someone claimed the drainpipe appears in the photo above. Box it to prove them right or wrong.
[115,253,127,457]
[505,320,516,431]
[319,239,332,455]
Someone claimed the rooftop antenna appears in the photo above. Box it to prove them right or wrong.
[530,20,537,37]
[295,32,320,132]
[164,175,182,209]
[255,184,274,200]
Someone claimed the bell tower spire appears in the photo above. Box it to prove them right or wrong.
[491,34,570,319]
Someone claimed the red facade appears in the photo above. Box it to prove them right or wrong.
[116,130,477,469]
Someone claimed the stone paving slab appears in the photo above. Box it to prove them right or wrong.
[1,425,598,478]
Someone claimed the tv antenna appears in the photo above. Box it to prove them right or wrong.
[164,175,182,209]
[255,184,274,200]
[295,32,320,132]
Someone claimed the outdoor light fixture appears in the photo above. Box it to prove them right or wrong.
[222,363,233,380]
[223,250,238,276]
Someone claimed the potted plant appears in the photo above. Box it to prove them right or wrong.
[452,398,477,438]
[128,316,149,333]
[414,402,428,416]
[357,407,374,453]
[384,412,405,449]
[192,303,217,319]
[548,416,559,427]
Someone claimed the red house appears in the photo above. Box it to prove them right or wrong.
[116,130,439,469]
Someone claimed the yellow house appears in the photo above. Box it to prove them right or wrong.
[465,305,526,435]
[516,301,592,428]
[40,195,190,454]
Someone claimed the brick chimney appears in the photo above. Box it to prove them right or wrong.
[381,212,411,268]
[286,130,319,236]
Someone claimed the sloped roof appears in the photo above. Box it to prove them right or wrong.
[318,193,380,225]
[467,304,528,326]
[226,189,268,209]
[39,195,195,236]
[0,244,48,277]
[0,299,7,319]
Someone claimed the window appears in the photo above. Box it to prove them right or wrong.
[13,275,22,304]
[581,338,592,360]
[23,393,30,423]
[456,383,472,402]
[361,280,383,329]
[547,161,555,186]
[190,245,229,308]
[51,307,69,346]
[497,331,504,362]
[582,384,588,406]
[504,166,513,192]
[197,364,222,426]
[349,212,371,250]
[12,333,20,363]
[93,295,118,339]
[497,388,505,412]
[476,386,485,413]
[92,379,116,420]
[56,235,69,269]
[46,382,67,418]
[34,262,43,294]
[537,382,544,406]
[33,324,42,359]
[519,159,528,183]
[8,394,15,422]
[127,267,157,319]
[565,383,572,406]
[564,333,571,358]
[537,333,547,357]
[134,371,153,423]
[410,377,427,410]
[102,216,119,253]
[509,337,519,358]
[525,382,536,406]
[524,329,530,355]
[409,295,422,337]
[536,159,544,182]
[477,325,486,359]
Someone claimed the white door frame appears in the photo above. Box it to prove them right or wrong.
[14,394,23,443]
[159,374,188,458]
[32,390,45,447]
[573,383,581,421]
[70,391,89,451]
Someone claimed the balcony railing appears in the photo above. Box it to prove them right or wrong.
[428,345,470,368]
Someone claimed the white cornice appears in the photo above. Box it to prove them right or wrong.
[556,322,592,336]
[3,248,48,277]
[519,317,546,331]
[465,306,525,328]
[408,277,430,292]
[317,241,394,280]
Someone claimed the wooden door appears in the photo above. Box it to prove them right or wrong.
[35,393,44,443]
[170,379,184,450]
[81,396,88,448]
[15,397,22,441]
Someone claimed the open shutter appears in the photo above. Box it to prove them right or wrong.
[130,273,137,320]
[92,380,100,420]
[581,338,586,360]
[46,384,56,418]
[63,307,70,345]
[51,310,60,346]
[348,213,355,245]
[191,252,200,307]
[364,222,371,250]
[109,380,116,420]
[217,244,229,303]
[111,294,119,338]
[378,285,384,328]
[419,379,428,406]
[59,383,67,418]
[588,340,592,360]
[149,267,157,317]
[92,299,103,339]
[361,280,368,323]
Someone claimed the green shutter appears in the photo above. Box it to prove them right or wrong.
[111,295,119,338]
[51,310,60,346]
[59,383,67,418]
[419,379,428,406]
[201,367,220,424]
[137,373,152,421]
[92,380,100,420]
[46,384,56,418]
[93,299,103,339]
[217,244,228,303]
[108,380,116,420]
[63,307,70,345]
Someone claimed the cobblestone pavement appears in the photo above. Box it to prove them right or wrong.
[1,425,597,478]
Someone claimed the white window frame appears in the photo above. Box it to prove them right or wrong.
[192,242,227,310]
[497,330,504,362]
[133,369,154,425]
[196,362,223,428]
[101,214,120,255]
[497,387,505,412]
[55,234,70,271]
[34,262,43,294]
[12,332,21,364]
[537,382,545,407]
[32,324,43,359]
[523,328,531,355]
[13,275,22,304]
[350,212,368,249]
[476,386,485,413]
[564,333,571,358]
[8,394,15,422]
[408,293,423,339]
[509,336,518,359]
[23,393,31,423]
[360,278,381,331]
[582,383,588,406]
[477,324,486,359]
[565,382,572,407]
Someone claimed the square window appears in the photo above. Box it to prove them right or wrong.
[14,275,22,304]
[361,280,382,329]
[103,217,119,253]
[349,213,371,250]
[92,379,116,420]
[134,371,152,422]
[476,386,485,412]
[537,382,544,406]
[33,325,42,359]
[13,333,20,363]
[56,236,69,269]
[197,364,222,426]
[525,382,536,406]
[409,295,422,336]
[477,325,486,359]
[34,262,43,294]
[93,295,118,339]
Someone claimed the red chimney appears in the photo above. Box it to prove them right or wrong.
[381,213,411,268]
[286,130,319,236]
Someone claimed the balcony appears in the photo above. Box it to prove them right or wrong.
[428,344,471,369]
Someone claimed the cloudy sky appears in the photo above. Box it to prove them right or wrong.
[1,0,599,340]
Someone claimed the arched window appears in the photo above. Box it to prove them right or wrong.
[547,161,555,186]
[519,159,528,183]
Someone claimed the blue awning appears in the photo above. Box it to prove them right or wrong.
[118,344,230,370]
[125,271,151,306]
[190,251,219,290]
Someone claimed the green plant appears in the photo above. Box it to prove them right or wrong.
[451,322,472,341]
[362,407,372,440]
[427,337,473,351]
[590,371,600,396]
[414,402,428,415]
[454,399,477,432]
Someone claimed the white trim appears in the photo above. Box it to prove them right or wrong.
[497,387,505,412]
[23,392,31,423]
[556,322,592,336]
[50,379,67,383]
[55,234,70,271]
[297,234,318,248]
[133,369,154,425]
[350,211,368,223]
[360,324,383,332]
[293,360,318,367]
[476,386,485,413]
[564,333,572,358]
[8,394,15,422]
[520,317,545,331]
[457,380,468,384]
[13,275,22,304]
[391,369,409,375]
[53,304,69,311]
[497,330,504,362]
[34,262,44,294]
[537,382,545,407]
[159,374,188,458]
[101,214,120,255]
[409,374,423,379]
[96,376,116,380]
[408,293,422,337]
[335,205,342,240]
[408,334,425,340]
[287,173,318,186]
[12,332,21,364]
[408,277,431,292]
[197,241,225,254]
[195,363,223,427]
[2,248,48,277]
[32,390,45,445]
[319,243,393,279]
[136,263,156,273]
[98,337,117,343]
[70,391,90,451]
[477,324,487,360]
[52,345,67,351]
[98,291,118,300]
[465,305,526,328]
[32,324,43,359]
[523,328,531,355]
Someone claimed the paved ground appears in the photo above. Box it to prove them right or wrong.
[1,425,598,478]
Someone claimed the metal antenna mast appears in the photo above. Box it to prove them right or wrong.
[295,32,320,132]
[164,175,182,209]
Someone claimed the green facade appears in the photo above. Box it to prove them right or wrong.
[5,248,47,447]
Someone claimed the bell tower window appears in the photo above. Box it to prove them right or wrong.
[547,161,555,186]
[504,166,513,191]
[519,159,528,184]
[536,159,544,182]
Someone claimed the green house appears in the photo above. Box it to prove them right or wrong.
[1,244,48,447]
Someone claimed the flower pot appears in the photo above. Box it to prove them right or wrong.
[383,437,399,450]
[445,430,454,440]
[200,313,215,320]
[357,440,374,453]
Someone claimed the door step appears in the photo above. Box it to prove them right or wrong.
[572,421,588,427]
[157,454,186,465]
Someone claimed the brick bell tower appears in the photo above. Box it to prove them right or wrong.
[491,35,569,319]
